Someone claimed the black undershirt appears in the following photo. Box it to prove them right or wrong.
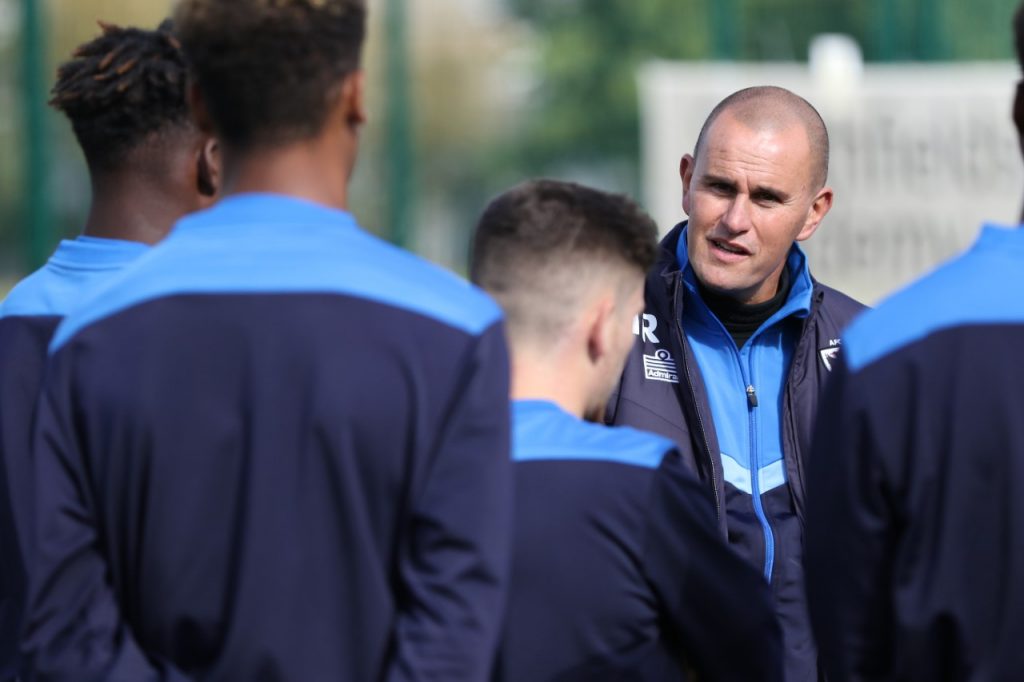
[697,267,793,349]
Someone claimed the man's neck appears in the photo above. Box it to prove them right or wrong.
[83,178,185,245]
[511,353,589,419]
[697,265,793,349]
[223,138,354,212]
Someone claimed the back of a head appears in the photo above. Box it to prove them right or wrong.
[694,85,830,188]
[173,0,366,150]
[470,180,659,347]
[49,20,192,174]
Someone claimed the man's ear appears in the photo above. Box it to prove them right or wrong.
[341,70,367,130]
[188,82,216,136]
[196,137,219,199]
[585,294,617,366]
[680,154,696,216]
[796,186,834,242]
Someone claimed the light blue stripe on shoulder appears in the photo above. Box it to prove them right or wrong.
[0,267,64,319]
[50,194,502,353]
[1,238,149,319]
[512,400,675,469]
[845,224,1024,373]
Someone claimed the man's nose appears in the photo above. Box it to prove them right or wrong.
[720,195,753,234]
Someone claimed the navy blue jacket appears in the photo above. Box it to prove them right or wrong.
[0,236,150,681]
[23,194,513,682]
[498,400,782,681]
[607,223,864,681]
[806,224,1024,681]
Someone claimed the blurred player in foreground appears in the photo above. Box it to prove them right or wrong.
[0,21,217,680]
[21,1,512,679]
[805,5,1024,679]
[473,179,783,681]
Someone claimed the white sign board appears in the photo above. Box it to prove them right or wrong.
[639,61,1023,304]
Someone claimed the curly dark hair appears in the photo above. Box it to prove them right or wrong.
[49,20,191,172]
[173,0,367,150]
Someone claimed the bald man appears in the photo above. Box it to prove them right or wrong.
[606,86,865,681]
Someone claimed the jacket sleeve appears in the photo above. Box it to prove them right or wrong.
[804,357,897,681]
[385,321,514,682]
[21,352,191,682]
[0,317,55,674]
[644,448,784,681]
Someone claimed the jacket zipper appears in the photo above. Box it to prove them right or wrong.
[742,353,775,582]
[672,276,722,522]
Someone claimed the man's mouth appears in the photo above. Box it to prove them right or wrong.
[709,239,750,256]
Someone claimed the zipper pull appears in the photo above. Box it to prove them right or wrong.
[746,385,758,408]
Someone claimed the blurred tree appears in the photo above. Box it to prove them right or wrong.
[506,0,1020,197]
[505,0,708,196]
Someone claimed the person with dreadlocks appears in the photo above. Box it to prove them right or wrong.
[0,20,217,681]
[21,1,511,680]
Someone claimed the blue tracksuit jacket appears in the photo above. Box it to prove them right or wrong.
[0,236,150,681]
[22,194,513,682]
[806,224,1024,681]
[607,223,864,681]
[498,400,782,681]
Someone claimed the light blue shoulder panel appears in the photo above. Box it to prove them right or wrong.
[512,400,675,470]
[844,225,1024,373]
[0,238,150,319]
[51,194,502,352]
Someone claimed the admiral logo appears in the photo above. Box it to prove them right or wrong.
[643,349,679,384]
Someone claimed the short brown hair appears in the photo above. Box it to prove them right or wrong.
[174,0,366,150]
[471,179,658,343]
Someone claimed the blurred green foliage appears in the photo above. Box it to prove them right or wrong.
[2,0,1021,280]
[506,0,1021,195]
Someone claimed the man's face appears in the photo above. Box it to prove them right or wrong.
[681,112,832,304]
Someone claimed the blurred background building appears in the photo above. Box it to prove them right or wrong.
[1,0,1021,301]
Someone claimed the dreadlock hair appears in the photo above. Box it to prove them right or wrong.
[173,0,367,151]
[49,20,192,173]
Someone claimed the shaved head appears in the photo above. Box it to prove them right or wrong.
[694,86,829,189]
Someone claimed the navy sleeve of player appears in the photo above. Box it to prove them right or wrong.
[645,448,784,681]
[804,357,896,681]
[0,317,58,676]
[385,321,514,682]
[22,355,192,682]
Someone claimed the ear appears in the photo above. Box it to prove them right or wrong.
[796,186,834,242]
[196,136,220,199]
[585,294,617,367]
[341,70,367,130]
[680,154,696,216]
[187,82,216,136]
